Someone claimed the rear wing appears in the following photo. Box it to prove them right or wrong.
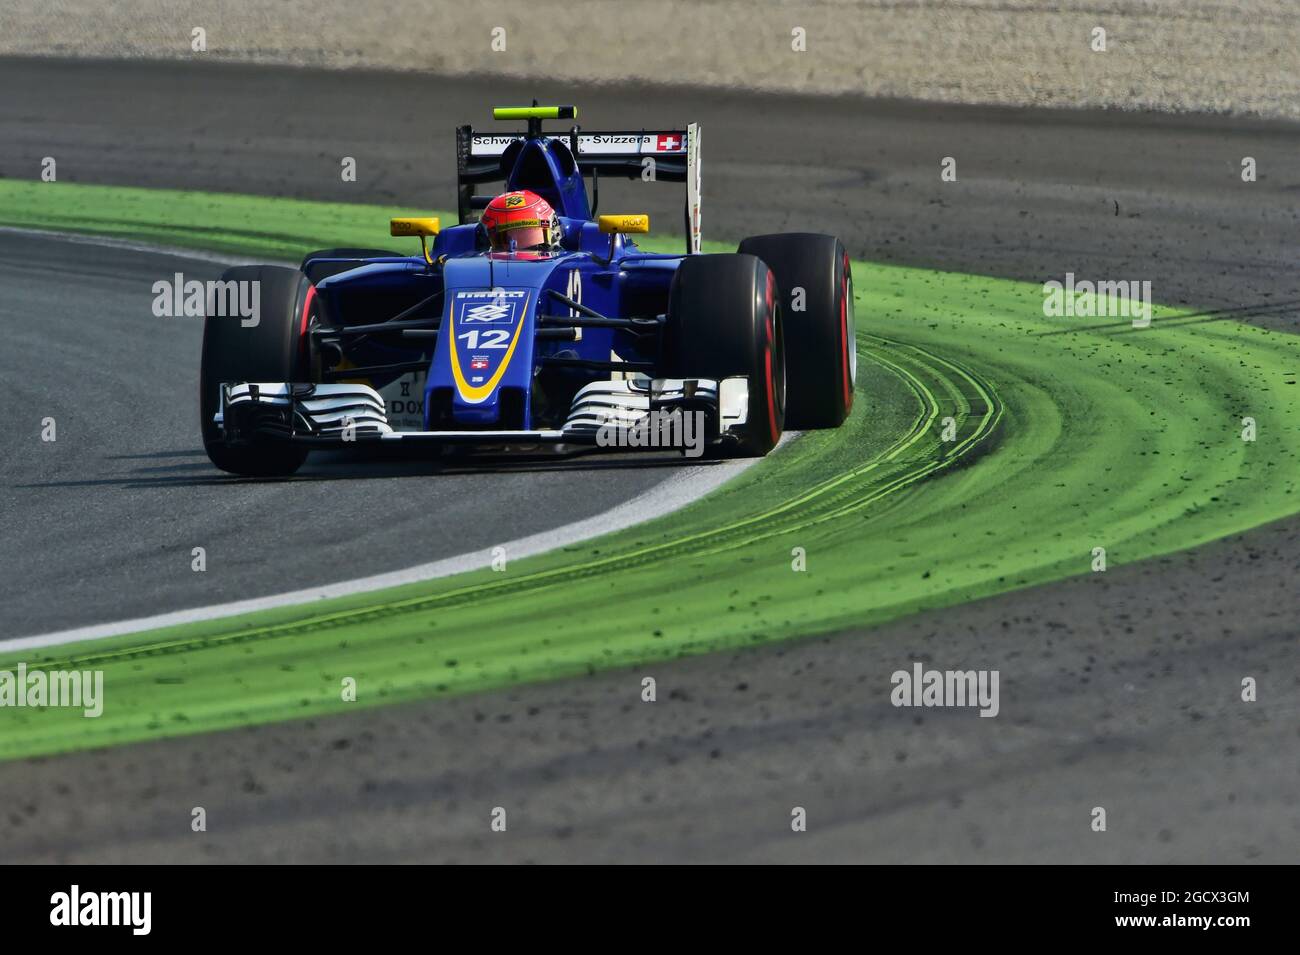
[455,123,703,254]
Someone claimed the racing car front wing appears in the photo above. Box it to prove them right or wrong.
[214,377,750,451]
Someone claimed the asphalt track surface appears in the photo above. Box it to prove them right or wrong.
[0,58,1297,862]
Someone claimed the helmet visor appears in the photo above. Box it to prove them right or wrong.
[490,224,548,252]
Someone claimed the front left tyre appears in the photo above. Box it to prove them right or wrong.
[200,265,314,476]
[664,253,785,456]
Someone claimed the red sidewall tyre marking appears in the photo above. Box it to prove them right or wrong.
[839,252,853,414]
[298,282,317,369]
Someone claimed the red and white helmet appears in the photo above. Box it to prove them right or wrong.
[480,190,562,253]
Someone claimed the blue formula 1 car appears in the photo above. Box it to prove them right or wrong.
[200,105,856,475]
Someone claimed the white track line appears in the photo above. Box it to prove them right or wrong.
[3,226,777,653]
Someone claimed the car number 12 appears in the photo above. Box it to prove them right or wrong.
[458,329,511,349]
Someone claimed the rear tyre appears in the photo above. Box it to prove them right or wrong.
[200,265,313,476]
[664,253,785,457]
[300,247,402,285]
[737,233,855,429]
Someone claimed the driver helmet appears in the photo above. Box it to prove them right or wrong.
[481,190,562,253]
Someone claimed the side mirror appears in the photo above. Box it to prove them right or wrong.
[597,214,649,235]
[390,217,441,264]
[595,214,649,263]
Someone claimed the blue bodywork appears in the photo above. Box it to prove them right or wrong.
[308,134,684,433]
